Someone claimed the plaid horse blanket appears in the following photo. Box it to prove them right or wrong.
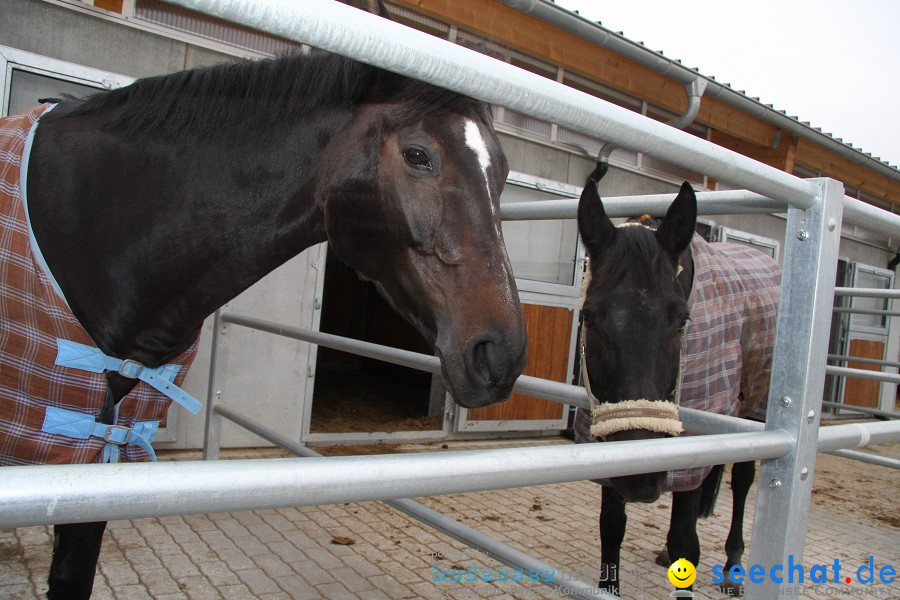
[575,234,781,491]
[1,104,198,466]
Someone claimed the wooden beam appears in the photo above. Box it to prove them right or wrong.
[795,138,900,205]
[396,0,688,112]
[698,97,779,148]
[711,129,799,173]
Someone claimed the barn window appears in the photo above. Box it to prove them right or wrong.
[499,174,581,288]
[0,45,132,117]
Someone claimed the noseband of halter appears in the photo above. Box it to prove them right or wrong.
[579,217,685,439]
[579,347,684,438]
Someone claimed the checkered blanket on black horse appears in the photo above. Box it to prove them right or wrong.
[1,104,198,466]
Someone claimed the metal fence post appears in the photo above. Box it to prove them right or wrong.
[202,305,232,460]
[746,178,844,599]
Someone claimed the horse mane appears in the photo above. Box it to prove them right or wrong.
[589,227,674,296]
[60,51,480,140]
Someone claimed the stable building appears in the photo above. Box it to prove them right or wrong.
[2,0,897,450]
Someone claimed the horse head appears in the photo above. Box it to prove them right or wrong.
[315,97,527,409]
[578,172,697,502]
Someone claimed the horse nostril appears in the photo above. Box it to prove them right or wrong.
[465,334,506,388]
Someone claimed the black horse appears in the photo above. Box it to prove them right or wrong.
[0,38,528,600]
[575,164,780,596]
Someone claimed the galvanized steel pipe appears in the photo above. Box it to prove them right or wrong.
[222,312,442,372]
[825,365,900,384]
[832,306,900,318]
[834,286,900,298]
[166,0,819,209]
[500,189,786,221]
[0,431,790,528]
[827,353,900,369]
[500,188,900,241]
[816,419,900,452]
[821,400,900,420]
[220,312,588,408]
[827,449,900,470]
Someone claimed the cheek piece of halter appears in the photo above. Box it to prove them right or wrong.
[579,219,685,439]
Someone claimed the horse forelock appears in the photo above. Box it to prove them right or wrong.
[588,226,675,297]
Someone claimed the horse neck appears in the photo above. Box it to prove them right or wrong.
[30,106,351,364]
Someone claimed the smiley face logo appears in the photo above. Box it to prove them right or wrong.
[667,558,697,588]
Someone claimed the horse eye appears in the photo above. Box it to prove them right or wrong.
[402,147,433,170]
[678,317,690,333]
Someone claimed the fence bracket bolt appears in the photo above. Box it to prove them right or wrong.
[796,230,809,241]
[807,410,815,423]
[800,467,809,481]
[769,479,782,489]
[779,396,792,407]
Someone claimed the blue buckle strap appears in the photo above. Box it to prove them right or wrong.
[41,406,160,462]
[54,339,201,414]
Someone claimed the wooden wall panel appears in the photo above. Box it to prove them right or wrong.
[93,0,124,13]
[466,303,571,422]
[843,338,885,408]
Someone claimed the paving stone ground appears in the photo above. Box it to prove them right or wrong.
[1,439,897,600]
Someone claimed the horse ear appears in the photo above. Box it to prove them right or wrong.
[578,175,616,259]
[656,181,697,257]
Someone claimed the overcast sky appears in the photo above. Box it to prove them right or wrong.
[553,0,900,169]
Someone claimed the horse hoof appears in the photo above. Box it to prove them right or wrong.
[655,547,671,567]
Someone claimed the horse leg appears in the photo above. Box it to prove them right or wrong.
[47,521,108,600]
[720,460,755,597]
[599,485,627,596]
[665,489,701,590]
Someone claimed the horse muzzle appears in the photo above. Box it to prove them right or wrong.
[440,329,527,408]
[610,471,667,503]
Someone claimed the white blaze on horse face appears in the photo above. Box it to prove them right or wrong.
[463,118,494,213]
[463,117,512,287]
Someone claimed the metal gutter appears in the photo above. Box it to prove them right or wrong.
[598,76,706,163]
[496,0,900,183]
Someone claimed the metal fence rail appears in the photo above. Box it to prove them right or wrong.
[0,430,794,529]
[828,352,900,369]
[500,189,900,240]
[821,400,900,420]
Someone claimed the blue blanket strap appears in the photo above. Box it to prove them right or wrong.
[41,406,160,462]
[54,339,201,414]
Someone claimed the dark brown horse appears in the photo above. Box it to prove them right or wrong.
[575,164,780,596]
[0,38,527,600]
